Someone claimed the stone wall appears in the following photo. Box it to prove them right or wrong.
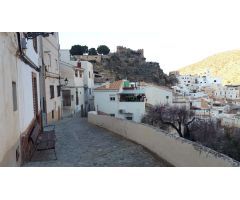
[88,111,240,167]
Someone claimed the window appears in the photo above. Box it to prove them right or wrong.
[89,71,91,78]
[75,70,78,77]
[79,71,82,78]
[76,90,79,105]
[110,114,115,117]
[89,88,91,95]
[32,74,38,117]
[50,85,54,99]
[57,85,61,97]
[126,116,133,120]
[52,110,54,119]
[110,96,115,101]
[12,82,17,111]
[33,38,38,53]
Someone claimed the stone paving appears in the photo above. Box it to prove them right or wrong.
[24,116,169,167]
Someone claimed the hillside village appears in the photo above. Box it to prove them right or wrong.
[171,70,240,129]
[179,50,240,85]
[1,32,240,167]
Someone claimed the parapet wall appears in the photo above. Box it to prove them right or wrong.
[88,111,239,167]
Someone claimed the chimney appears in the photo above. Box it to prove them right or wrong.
[105,81,110,89]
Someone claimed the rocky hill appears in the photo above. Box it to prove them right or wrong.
[178,50,240,85]
[92,46,177,86]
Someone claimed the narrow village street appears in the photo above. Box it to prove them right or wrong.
[24,116,168,167]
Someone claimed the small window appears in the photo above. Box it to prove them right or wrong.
[89,88,91,95]
[126,116,133,120]
[110,97,115,101]
[50,85,54,99]
[110,114,115,117]
[75,70,78,77]
[33,38,38,53]
[76,90,79,105]
[89,71,91,78]
[12,82,17,111]
[79,71,82,78]
[52,110,54,119]
[57,85,61,97]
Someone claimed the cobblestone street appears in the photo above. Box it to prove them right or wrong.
[24,116,169,167]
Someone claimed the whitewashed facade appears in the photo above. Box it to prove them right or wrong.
[59,60,85,117]
[0,32,41,166]
[81,61,95,112]
[59,50,95,115]
[41,33,62,124]
[94,80,146,122]
[141,84,173,105]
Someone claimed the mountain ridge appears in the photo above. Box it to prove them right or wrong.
[178,50,240,85]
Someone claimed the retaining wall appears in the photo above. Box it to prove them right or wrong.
[88,111,239,167]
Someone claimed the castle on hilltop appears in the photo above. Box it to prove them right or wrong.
[116,46,144,58]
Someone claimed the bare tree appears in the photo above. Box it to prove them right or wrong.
[142,105,240,161]
[190,120,240,161]
[189,119,222,145]
[142,105,195,138]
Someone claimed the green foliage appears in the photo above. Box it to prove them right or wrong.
[88,48,98,55]
[70,45,88,55]
[97,45,110,55]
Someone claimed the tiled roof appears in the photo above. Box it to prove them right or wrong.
[94,80,123,91]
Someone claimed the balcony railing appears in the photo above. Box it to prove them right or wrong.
[119,94,145,102]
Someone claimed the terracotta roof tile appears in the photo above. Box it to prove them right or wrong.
[95,80,123,91]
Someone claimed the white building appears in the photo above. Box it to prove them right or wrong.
[140,83,173,105]
[189,91,208,99]
[60,61,85,117]
[81,61,95,113]
[94,80,146,122]
[41,33,62,124]
[0,32,42,166]
[177,69,222,94]
[60,50,95,115]
[221,114,240,128]
[225,85,240,100]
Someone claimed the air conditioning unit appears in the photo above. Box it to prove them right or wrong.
[119,109,125,114]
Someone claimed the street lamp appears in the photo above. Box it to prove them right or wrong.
[64,78,68,86]
[59,77,68,87]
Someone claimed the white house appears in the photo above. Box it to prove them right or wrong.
[59,50,95,115]
[0,32,42,166]
[81,61,95,113]
[177,69,222,93]
[221,114,240,128]
[140,83,173,105]
[94,80,146,122]
[60,60,85,117]
[41,33,62,124]
[225,85,240,100]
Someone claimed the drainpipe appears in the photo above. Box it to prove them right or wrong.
[39,36,48,126]
[16,32,40,72]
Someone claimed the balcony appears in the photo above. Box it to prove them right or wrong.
[119,94,145,102]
